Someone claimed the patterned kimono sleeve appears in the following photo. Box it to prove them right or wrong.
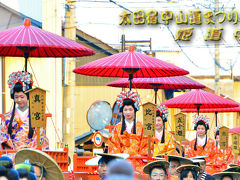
[165,133,176,154]
[207,139,216,159]
[108,125,121,154]
[0,113,14,149]
[139,135,156,156]
[139,134,148,155]
[187,140,196,158]
[226,146,234,164]
[40,127,49,150]
[138,127,157,156]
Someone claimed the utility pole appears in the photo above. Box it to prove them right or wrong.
[215,0,220,96]
[64,0,76,159]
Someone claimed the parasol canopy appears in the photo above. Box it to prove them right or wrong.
[181,104,240,127]
[107,76,206,89]
[162,89,239,114]
[229,126,240,134]
[0,18,95,71]
[181,105,240,113]
[73,46,189,90]
[107,76,205,104]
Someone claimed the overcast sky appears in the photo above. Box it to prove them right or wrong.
[1,0,240,76]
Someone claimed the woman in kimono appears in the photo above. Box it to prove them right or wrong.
[108,90,146,155]
[211,127,234,173]
[153,105,176,156]
[0,71,49,150]
[187,114,215,174]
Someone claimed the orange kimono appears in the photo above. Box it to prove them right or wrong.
[108,121,147,155]
[211,146,234,173]
[187,137,215,174]
[153,131,176,156]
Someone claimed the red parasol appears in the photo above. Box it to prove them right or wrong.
[181,105,240,127]
[0,18,95,71]
[161,89,239,114]
[73,46,189,90]
[229,126,240,134]
[181,105,240,113]
[107,76,205,104]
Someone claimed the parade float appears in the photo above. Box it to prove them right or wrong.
[0,19,239,180]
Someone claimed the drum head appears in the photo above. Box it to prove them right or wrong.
[87,100,112,131]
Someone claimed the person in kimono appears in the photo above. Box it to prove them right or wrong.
[0,71,49,150]
[211,127,234,173]
[153,105,176,156]
[108,90,146,155]
[187,114,215,174]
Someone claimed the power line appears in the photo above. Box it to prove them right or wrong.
[109,0,132,13]
[165,25,214,70]
[76,0,240,71]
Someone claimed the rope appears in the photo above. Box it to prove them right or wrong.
[29,60,63,148]
[151,94,155,102]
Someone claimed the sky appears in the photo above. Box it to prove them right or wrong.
[1,0,240,76]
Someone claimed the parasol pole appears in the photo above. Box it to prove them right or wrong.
[215,111,218,127]
[16,45,37,72]
[24,52,29,72]
[123,67,139,90]
[149,83,162,105]
[129,74,133,90]
[197,106,200,115]
[195,104,201,115]
[154,88,158,104]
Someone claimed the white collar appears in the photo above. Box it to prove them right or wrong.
[155,129,163,141]
[125,120,134,134]
[16,106,29,117]
[197,135,207,146]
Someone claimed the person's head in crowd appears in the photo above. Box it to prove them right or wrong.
[16,169,37,180]
[7,168,20,180]
[15,162,37,180]
[223,165,240,173]
[93,153,127,180]
[213,172,240,180]
[165,155,193,177]
[155,105,169,143]
[143,160,169,180]
[0,166,8,180]
[221,175,233,180]
[177,165,200,180]
[31,164,46,180]
[0,156,13,169]
[116,90,140,135]
[169,157,180,176]
[106,159,134,180]
[15,149,65,180]
[0,156,19,180]
[98,156,112,179]
[191,157,206,174]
